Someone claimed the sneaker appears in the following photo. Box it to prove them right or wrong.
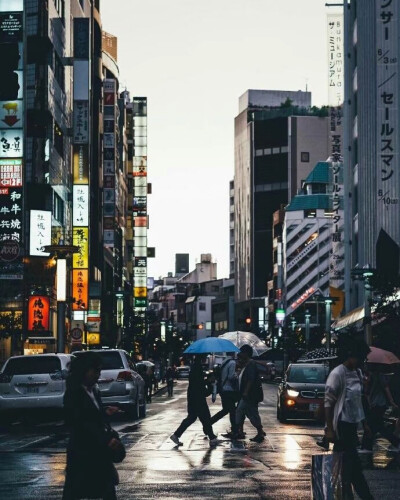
[222,432,234,439]
[170,434,183,446]
[250,434,265,443]
[209,437,220,447]
[316,439,329,451]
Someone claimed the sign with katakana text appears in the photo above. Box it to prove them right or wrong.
[73,144,89,184]
[29,210,51,257]
[72,227,88,269]
[73,101,89,144]
[73,185,89,226]
[327,14,343,107]
[28,296,50,332]
[376,0,399,212]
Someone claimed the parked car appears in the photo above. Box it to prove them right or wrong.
[0,354,72,414]
[176,366,190,379]
[74,349,146,419]
[277,363,328,422]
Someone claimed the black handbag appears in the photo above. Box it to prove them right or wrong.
[105,424,126,464]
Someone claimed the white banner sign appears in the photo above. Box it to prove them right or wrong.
[73,185,89,226]
[29,210,51,256]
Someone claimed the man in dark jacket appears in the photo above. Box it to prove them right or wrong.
[170,356,218,447]
[233,344,265,443]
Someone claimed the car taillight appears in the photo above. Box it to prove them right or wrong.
[0,373,13,383]
[117,370,133,382]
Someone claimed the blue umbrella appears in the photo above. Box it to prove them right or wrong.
[184,337,240,354]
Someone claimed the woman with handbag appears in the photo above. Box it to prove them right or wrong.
[62,352,125,500]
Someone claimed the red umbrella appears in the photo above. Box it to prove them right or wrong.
[367,347,400,365]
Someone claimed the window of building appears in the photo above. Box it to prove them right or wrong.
[304,209,316,218]
[53,121,64,157]
[301,152,310,162]
[53,192,64,224]
[199,302,206,311]
[53,51,65,90]
[53,0,65,21]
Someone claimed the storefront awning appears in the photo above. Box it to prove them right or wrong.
[332,306,364,331]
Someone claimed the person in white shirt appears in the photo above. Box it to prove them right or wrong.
[324,336,374,500]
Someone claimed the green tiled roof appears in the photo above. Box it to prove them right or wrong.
[305,162,330,184]
[286,194,330,211]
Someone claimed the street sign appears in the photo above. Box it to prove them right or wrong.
[70,327,83,344]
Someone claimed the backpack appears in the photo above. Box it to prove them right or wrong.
[216,359,238,395]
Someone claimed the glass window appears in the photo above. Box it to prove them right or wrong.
[4,356,61,375]
[287,365,327,383]
[301,152,310,162]
[95,351,124,370]
[199,302,206,311]
[53,121,64,157]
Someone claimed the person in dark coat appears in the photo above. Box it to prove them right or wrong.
[166,365,175,397]
[170,356,218,446]
[62,352,121,500]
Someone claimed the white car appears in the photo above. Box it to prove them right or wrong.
[74,349,146,419]
[0,353,72,413]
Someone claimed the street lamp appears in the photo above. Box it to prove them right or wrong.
[305,309,311,351]
[351,266,375,346]
[324,298,333,353]
[44,242,78,353]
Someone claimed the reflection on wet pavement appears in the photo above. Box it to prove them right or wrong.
[0,382,399,498]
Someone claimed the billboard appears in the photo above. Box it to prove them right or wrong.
[73,185,89,226]
[72,269,88,311]
[72,227,88,269]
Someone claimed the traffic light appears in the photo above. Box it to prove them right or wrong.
[0,43,21,101]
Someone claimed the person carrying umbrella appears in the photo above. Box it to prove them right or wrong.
[170,355,218,447]
[232,345,266,443]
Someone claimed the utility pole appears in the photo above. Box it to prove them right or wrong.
[305,309,311,351]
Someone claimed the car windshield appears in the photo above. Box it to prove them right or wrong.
[97,351,124,370]
[287,365,326,384]
[4,357,61,375]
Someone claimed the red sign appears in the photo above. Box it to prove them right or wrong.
[28,296,50,332]
[291,287,316,311]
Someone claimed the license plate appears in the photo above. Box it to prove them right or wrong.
[309,403,319,411]
[26,386,39,394]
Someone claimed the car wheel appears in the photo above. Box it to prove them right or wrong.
[278,400,287,423]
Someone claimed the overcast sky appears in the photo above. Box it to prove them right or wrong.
[101,0,338,279]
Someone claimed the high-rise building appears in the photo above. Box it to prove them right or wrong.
[229,180,234,279]
[343,1,400,310]
[233,90,330,322]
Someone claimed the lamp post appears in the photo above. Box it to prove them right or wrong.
[44,242,78,353]
[363,270,374,346]
[324,298,333,354]
[305,309,311,351]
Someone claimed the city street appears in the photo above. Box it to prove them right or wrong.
[0,382,399,499]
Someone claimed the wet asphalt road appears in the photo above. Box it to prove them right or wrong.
[0,382,399,499]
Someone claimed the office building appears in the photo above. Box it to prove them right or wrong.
[233,90,330,326]
[343,1,400,310]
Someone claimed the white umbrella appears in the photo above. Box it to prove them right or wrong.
[137,360,155,367]
[218,331,269,357]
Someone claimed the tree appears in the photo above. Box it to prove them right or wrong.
[0,310,22,339]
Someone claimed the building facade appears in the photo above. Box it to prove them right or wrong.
[233,89,330,315]
[343,0,400,310]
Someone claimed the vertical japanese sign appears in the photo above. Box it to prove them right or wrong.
[327,13,344,287]
[29,210,51,256]
[132,98,148,317]
[103,79,116,248]
[0,5,24,280]
[28,296,50,333]
[72,18,90,313]
[376,1,399,216]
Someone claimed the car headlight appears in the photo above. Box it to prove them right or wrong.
[287,389,299,398]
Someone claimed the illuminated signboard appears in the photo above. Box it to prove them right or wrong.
[0,129,23,157]
[0,100,23,129]
[72,227,88,268]
[290,287,316,311]
[29,210,51,256]
[73,144,89,183]
[73,185,89,226]
[72,269,88,310]
[28,296,50,332]
[134,287,147,298]
[0,158,22,187]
